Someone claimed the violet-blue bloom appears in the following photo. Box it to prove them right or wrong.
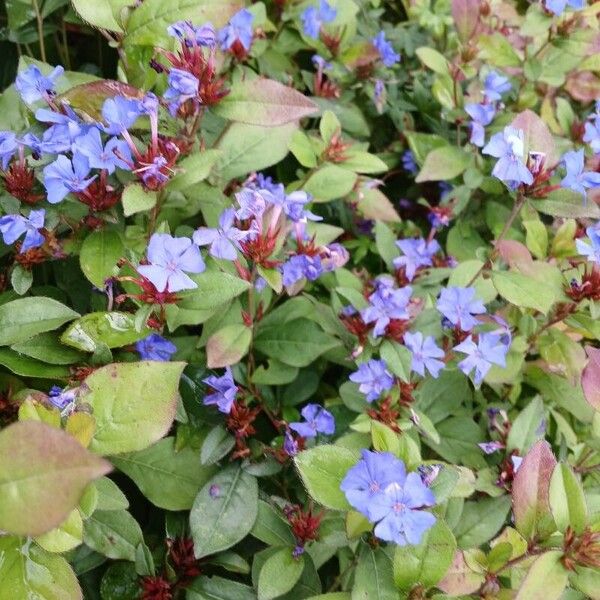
[454,332,509,385]
[193,207,248,260]
[340,450,407,521]
[349,359,394,402]
[15,64,64,104]
[402,150,418,174]
[372,31,400,67]
[465,103,496,147]
[283,431,299,457]
[48,385,77,411]
[0,132,18,170]
[282,254,323,286]
[583,118,600,154]
[404,331,445,378]
[164,68,199,115]
[43,154,96,204]
[545,0,584,15]
[137,233,205,293]
[282,190,321,222]
[576,225,600,262]
[369,476,436,546]
[361,285,412,337]
[73,128,132,174]
[478,441,505,454]
[289,403,335,438]
[167,20,216,47]
[101,96,143,135]
[301,0,337,39]
[203,367,238,414]
[36,107,88,154]
[218,8,254,51]
[559,149,600,198]
[437,286,486,331]
[312,55,332,71]
[236,186,271,219]
[483,71,511,101]
[0,209,45,253]
[393,238,440,281]
[482,126,533,188]
[135,333,177,361]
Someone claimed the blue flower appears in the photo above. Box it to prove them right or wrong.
[559,149,600,198]
[235,186,271,220]
[15,64,64,104]
[218,8,254,51]
[393,238,440,281]
[167,20,216,47]
[312,55,332,71]
[483,71,511,102]
[0,209,45,253]
[193,208,249,260]
[436,286,486,331]
[402,150,418,174]
[404,332,445,378]
[284,431,299,456]
[43,155,96,204]
[372,31,400,67]
[576,225,600,262]
[35,107,88,154]
[279,190,321,223]
[482,126,533,188]
[454,332,509,385]
[0,132,18,170]
[545,0,584,15]
[349,359,394,402]
[164,68,199,115]
[369,476,436,546]
[135,333,177,361]
[301,0,337,39]
[73,128,132,174]
[374,79,386,111]
[137,233,205,293]
[361,284,412,337]
[101,96,143,135]
[465,103,496,147]
[48,385,77,411]
[583,118,600,154]
[289,403,335,438]
[203,367,238,414]
[282,254,323,286]
[341,450,407,520]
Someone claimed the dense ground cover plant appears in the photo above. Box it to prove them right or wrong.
[2,0,600,598]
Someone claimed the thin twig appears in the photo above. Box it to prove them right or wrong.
[32,0,46,62]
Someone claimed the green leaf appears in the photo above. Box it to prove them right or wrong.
[506,396,545,453]
[121,183,157,217]
[320,110,341,144]
[304,165,358,202]
[94,476,130,511]
[380,340,411,383]
[111,437,217,511]
[251,500,295,546]
[11,332,84,365]
[492,270,558,314]
[393,520,456,590]
[34,509,83,554]
[214,122,297,181]
[294,445,357,510]
[371,421,401,456]
[340,150,388,174]
[514,551,568,600]
[0,348,70,379]
[534,189,600,219]
[479,33,522,67]
[416,47,450,75]
[454,496,511,548]
[83,509,143,561]
[190,465,258,559]
[548,463,587,534]
[200,426,236,465]
[61,311,150,353]
[167,150,222,191]
[374,221,398,270]
[0,421,110,537]
[404,132,448,166]
[570,566,600,599]
[0,537,82,599]
[206,323,252,368]
[79,229,124,288]
[187,576,255,600]
[354,187,400,222]
[252,359,299,385]
[0,297,79,346]
[178,270,251,310]
[71,0,131,33]
[352,544,396,600]
[11,265,32,295]
[289,130,319,168]
[258,548,305,600]
[415,146,471,183]
[83,361,185,455]
[214,78,317,126]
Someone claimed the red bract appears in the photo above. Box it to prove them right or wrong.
[133,137,182,191]
[167,537,201,585]
[562,526,600,570]
[323,133,351,163]
[2,161,43,204]
[76,175,121,213]
[140,576,172,600]
[567,266,600,302]
[226,401,260,460]
[240,230,280,268]
[367,397,401,432]
[285,505,323,550]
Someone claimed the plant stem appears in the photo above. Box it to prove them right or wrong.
[32,0,46,62]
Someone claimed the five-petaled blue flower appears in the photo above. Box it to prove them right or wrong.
[167,20,216,47]
[361,284,412,337]
[454,332,509,386]
[15,64,64,104]
[43,154,96,204]
[559,149,600,198]
[436,286,486,331]
[73,127,132,174]
[465,103,496,147]
[164,68,200,115]
[101,96,143,135]
[135,333,177,361]
[483,71,511,101]
[393,237,440,281]
[482,126,533,188]
[218,8,254,51]
[404,331,445,378]
[349,359,394,402]
[0,209,45,253]
[289,403,335,438]
[372,31,400,67]
[545,0,584,16]
[193,207,249,261]
[576,225,600,262]
[203,367,238,414]
[301,0,337,39]
[137,233,205,293]
[0,132,18,170]
[282,254,323,286]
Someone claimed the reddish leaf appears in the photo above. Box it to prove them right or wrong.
[566,72,600,104]
[582,345,600,411]
[511,110,559,168]
[451,0,480,43]
[438,550,485,595]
